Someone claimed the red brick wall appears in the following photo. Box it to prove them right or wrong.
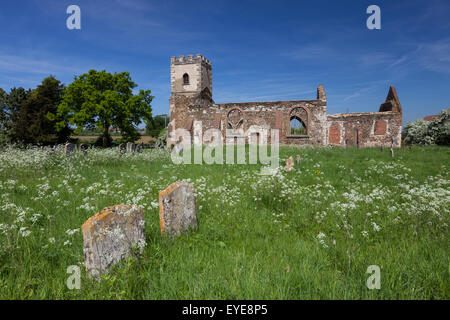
[328,122,341,144]
[374,120,387,135]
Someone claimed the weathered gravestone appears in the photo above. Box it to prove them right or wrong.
[64,143,75,156]
[296,154,301,164]
[284,156,294,171]
[82,205,146,278]
[159,182,197,237]
[136,144,143,153]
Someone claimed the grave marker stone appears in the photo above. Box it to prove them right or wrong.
[82,205,145,279]
[284,156,294,171]
[159,182,197,237]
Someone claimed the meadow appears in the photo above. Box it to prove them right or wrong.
[0,145,448,299]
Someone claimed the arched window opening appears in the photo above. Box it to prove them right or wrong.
[290,116,307,135]
[183,73,189,85]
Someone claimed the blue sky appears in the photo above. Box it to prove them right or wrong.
[0,0,449,124]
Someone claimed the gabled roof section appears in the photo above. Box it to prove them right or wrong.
[379,85,402,113]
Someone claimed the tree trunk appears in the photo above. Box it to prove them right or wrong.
[102,125,110,147]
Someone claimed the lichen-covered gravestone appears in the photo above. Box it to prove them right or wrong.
[159,182,197,237]
[284,156,294,171]
[82,205,146,278]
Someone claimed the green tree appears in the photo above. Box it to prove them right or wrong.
[52,70,153,146]
[26,76,71,144]
[0,87,31,144]
[0,79,69,145]
[0,88,7,143]
[146,115,167,137]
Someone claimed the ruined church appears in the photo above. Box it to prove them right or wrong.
[167,54,402,148]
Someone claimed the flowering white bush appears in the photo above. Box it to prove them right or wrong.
[403,108,450,145]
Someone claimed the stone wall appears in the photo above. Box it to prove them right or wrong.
[326,111,402,147]
[168,95,328,146]
[167,54,403,148]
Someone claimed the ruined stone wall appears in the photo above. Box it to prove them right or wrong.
[167,55,403,149]
[168,96,328,146]
[326,111,402,147]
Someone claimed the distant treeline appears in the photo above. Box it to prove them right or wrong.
[0,70,164,147]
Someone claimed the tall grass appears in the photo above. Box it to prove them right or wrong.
[0,145,448,299]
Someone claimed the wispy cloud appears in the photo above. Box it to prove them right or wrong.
[0,54,82,75]
[415,38,450,74]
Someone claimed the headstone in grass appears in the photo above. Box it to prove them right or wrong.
[296,154,301,164]
[390,147,394,158]
[136,144,143,153]
[64,143,75,156]
[284,156,294,171]
[82,205,146,279]
[159,182,197,237]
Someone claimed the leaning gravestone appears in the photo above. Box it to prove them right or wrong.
[82,205,145,278]
[159,182,197,237]
[64,143,75,156]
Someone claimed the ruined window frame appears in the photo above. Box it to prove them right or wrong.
[287,106,310,138]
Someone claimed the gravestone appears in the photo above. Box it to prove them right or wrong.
[296,154,301,164]
[136,144,143,153]
[284,156,294,171]
[390,147,394,158]
[82,205,145,279]
[64,143,75,156]
[159,182,197,237]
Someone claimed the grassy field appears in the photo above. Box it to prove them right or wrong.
[0,145,448,299]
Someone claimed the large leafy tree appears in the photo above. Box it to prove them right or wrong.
[52,70,153,146]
